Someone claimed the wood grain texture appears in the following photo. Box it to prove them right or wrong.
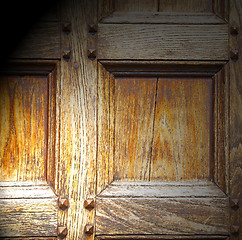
[98,24,228,60]
[150,78,212,181]
[95,236,228,240]
[100,12,226,24]
[0,198,57,237]
[229,0,242,238]
[98,61,227,184]
[0,185,56,199]
[98,0,114,21]
[98,181,226,198]
[0,60,59,190]
[100,60,225,77]
[213,0,229,22]
[97,63,115,194]
[0,75,48,182]
[159,0,212,12]
[214,69,227,193]
[0,238,56,240]
[59,0,97,239]
[96,197,229,235]
[114,78,157,181]
[12,22,60,59]
[114,0,158,11]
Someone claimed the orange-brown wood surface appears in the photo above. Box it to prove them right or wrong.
[108,77,213,182]
[150,78,213,181]
[58,0,97,239]
[0,75,48,182]
[114,78,157,181]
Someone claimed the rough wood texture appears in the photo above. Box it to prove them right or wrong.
[100,12,225,24]
[114,77,157,181]
[0,185,56,199]
[114,0,158,11]
[95,236,228,240]
[99,60,225,76]
[59,0,97,239]
[214,69,228,193]
[0,75,48,182]
[98,0,114,21]
[96,197,229,235]
[213,0,229,22]
[159,0,212,12]
[98,61,227,186]
[12,22,60,59]
[150,78,212,181]
[97,63,114,194]
[98,181,226,198]
[229,0,242,238]
[98,24,228,60]
[0,60,59,190]
[0,238,56,240]
[0,198,57,237]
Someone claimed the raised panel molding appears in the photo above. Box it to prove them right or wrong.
[0,60,59,238]
[98,0,228,23]
[97,60,228,190]
[96,60,229,237]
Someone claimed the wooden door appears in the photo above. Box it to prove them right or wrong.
[0,0,241,240]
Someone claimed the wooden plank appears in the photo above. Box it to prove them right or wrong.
[97,63,112,194]
[114,77,157,181]
[214,69,227,192]
[110,180,216,186]
[0,238,56,240]
[0,185,56,199]
[159,0,212,12]
[150,78,212,181]
[114,0,158,11]
[0,75,48,182]
[229,0,242,238]
[100,12,226,24]
[0,198,57,237]
[96,236,228,240]
[58,0,97,239]
[98,181,226,198]
[96,197,229,235]
[98,24,228,60]
[12,22,60,59]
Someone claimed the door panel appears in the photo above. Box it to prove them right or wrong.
[96,61,228,236]
[0,62,58,238]
[0,75,48,182]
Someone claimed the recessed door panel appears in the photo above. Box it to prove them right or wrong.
[0,75,48,182]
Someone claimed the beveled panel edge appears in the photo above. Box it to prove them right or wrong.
[95,235,229,240]
[99,60,227,77]
[97,180,227,198]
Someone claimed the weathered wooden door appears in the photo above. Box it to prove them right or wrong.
[0,0,241,240]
